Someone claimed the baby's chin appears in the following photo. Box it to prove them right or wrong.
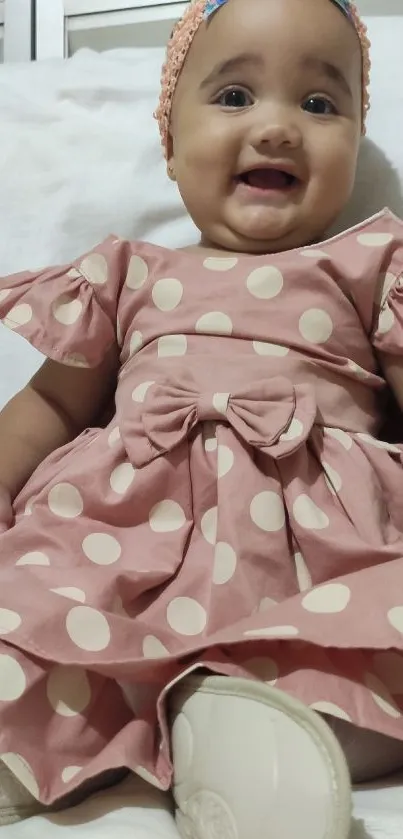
[202,220,329,255]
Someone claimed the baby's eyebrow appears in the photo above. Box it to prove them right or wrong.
[200,53,264,89]
[300,56,353,99]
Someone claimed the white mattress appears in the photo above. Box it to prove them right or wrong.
[0,772,402,839]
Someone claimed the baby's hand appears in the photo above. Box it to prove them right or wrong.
[0,485,13,533]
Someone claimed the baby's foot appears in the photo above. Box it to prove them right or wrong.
[169,675,352,839]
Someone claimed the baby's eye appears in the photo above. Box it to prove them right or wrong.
[216,87,254,109]
[302,96,337,116]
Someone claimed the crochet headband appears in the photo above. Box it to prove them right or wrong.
[155,0,371,157]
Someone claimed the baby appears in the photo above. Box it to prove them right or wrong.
[1,1,403,837]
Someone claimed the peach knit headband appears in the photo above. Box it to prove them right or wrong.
[154,0,371,157]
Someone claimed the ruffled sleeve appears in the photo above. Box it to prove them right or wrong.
[372,270,403,357]
[0,238,125,368]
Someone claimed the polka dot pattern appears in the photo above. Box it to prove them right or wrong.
[357,232,393,247]
[47,665,91,717]
[201,507,218,545]
[217,445,234,478]
[51,587,86,603]
[365,673,401,719]
[142,635,170,659]
[167,597,207,636]
[253,341,289,357]
[294,552,312,592]
[66,606,111,652]
[80,253,108,285]
[158,334,187,357]
[0,655,26,700]
[310,702,351,721]
[293,495,329,530]
[246,266,284,300]
[3,304,33,330]
[0,608,22,634]
[62,766,82,784]
[130,331,143,355]
[250,491,285,533]
[132,381,155,403]
[52,294,83,325]
[82,532,122,565]
[110,463,136,494]
[48,483,84,519]
[16,551,50,566]
[149,500,186,533]
[377,306,395,335]
[244,625,300,638]
[126,256,149,290]
[299,309,333,344]
[302,583,351,614]
[196,312,233,335]
[213,542,237,585]
[152,278,183,311]
[203,257,238,272]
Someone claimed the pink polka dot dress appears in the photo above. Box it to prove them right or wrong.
[2,208,403,803]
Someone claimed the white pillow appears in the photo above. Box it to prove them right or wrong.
[0,13,402,406]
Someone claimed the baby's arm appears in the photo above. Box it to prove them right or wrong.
[0,348,118,527]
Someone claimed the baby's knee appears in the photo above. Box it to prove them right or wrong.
[322,715,403,783]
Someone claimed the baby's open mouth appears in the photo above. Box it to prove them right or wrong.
[237,169,298,190]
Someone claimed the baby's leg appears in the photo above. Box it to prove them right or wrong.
[323,715,403,783]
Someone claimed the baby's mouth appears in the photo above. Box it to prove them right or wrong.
[237,168,298,191]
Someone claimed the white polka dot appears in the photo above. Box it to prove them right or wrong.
[65,353,89,368]
[48,483,84,518]
[347,360,369,379]
[213,542,237,585]
[201,507,218,545]
[300,249,329,259]
[80,253,108,285]
[134,765,165,790]
[381,272,397,302]
[108,426,121,447]
[126,255,149,289]
[203,257,238,271]
[243,656,278,685]
[244,625,299,638]
[299,309,333,344]
[196,312,233,335]
[310,701,351,721]
[0,655,26,700]
[47,665,91,717]
[258,597,278,612]
[205,437,218,452]
[16,551,50,566]
[293,495,329,530]
[130,331,143,355]
[325,427,352,450]
[52,294,83,325]
[24,499,33,516]
[253,341,289,357]
[388,606,403,634]
[323,462,342,494]
[0,288,10,303]
[51,587,86,603]
[365,673,401,719]
[356,433,400,453]
[167,597,207,636]
[66,606,111,652]
[67,268,81,279]
[357,233,393,247]
[110,463,136,494]
[0,609,22,634]
[373,652,403,694]
[3,304,33,330]
[212,392,230,414]
[142,635,170,659]
[0,755,39,799]
[302,583,351,614]
[377,306,395,335]
[152,278,183,311]
[250,491,285,532]
[62,766,82,784]
[158,335,188,357]
[217,445,234,478]
[280,418,304,442]
[149,500,186,533]
[82,533,122,565]
[132,381,155,402]
[294,552,312,592]
[246,266,284,300]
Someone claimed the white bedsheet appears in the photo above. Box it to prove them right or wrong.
[1,773,402,839]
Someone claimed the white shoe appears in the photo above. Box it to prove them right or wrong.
[169,675,352,839]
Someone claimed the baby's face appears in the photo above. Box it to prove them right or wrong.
[168,0,362,254]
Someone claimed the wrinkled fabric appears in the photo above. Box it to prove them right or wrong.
[1,209,403,805]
